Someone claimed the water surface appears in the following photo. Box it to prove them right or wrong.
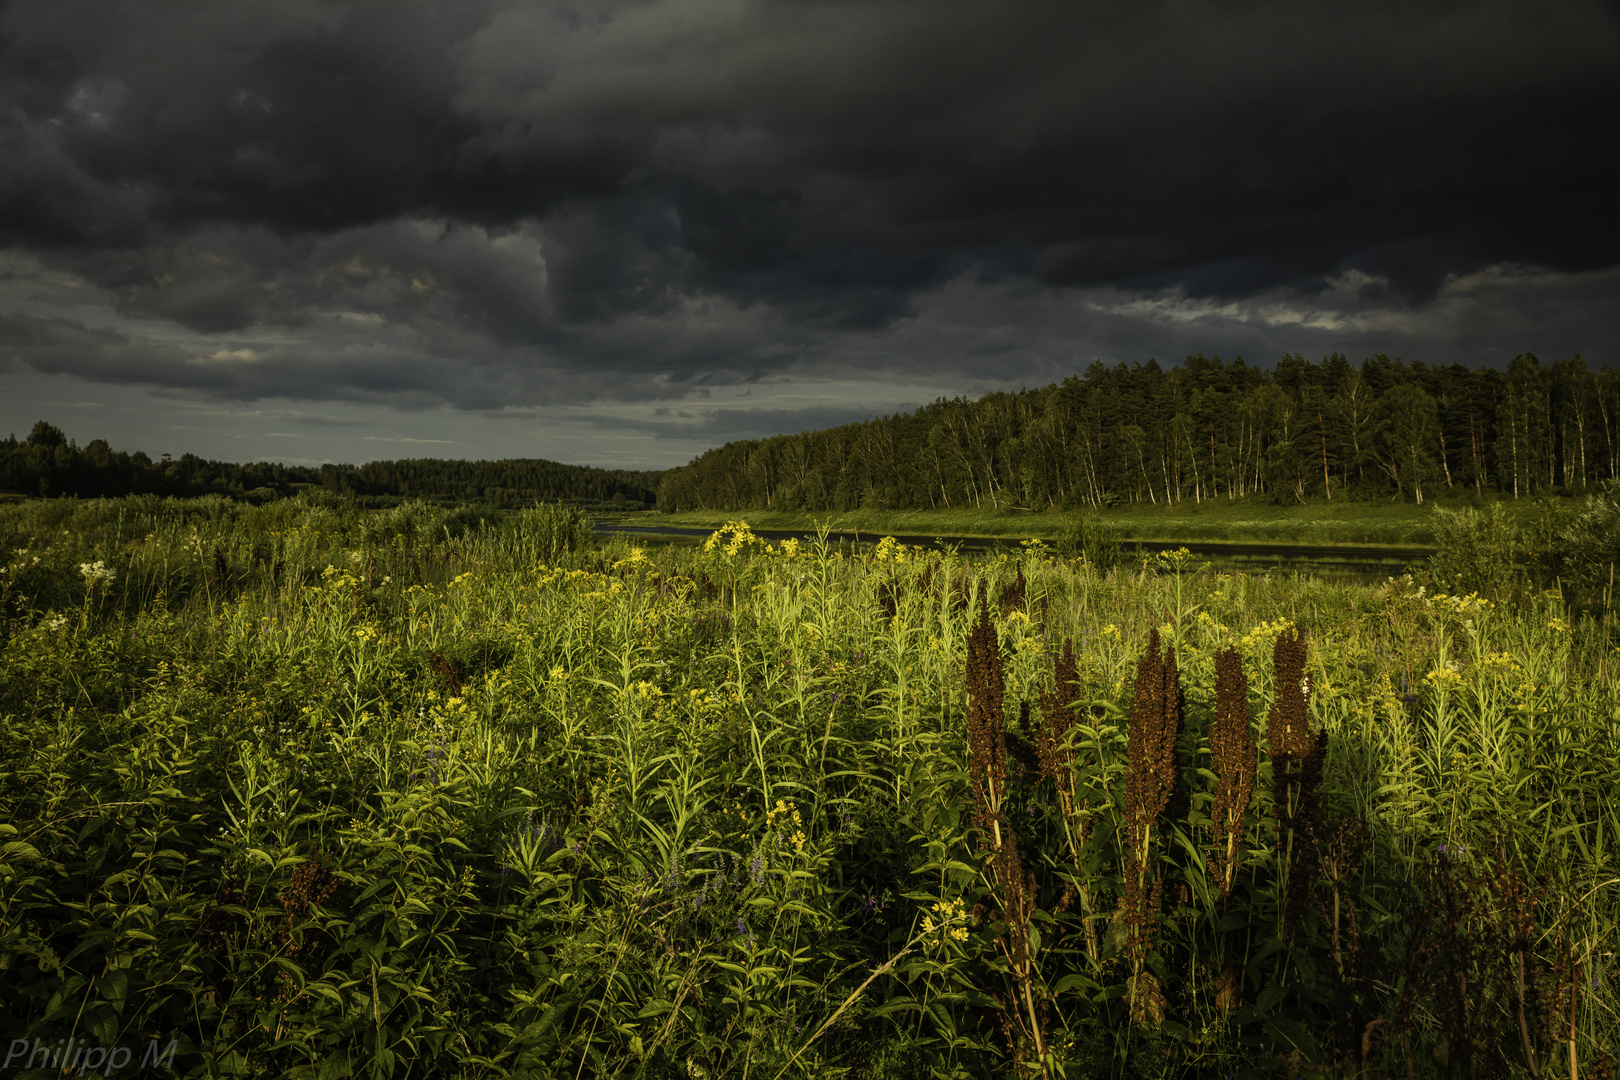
[592,522,1430,581]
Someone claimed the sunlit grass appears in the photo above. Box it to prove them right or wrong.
[622,496,1490,547]
[0,496,1614,1078]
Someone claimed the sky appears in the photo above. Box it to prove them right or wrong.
[1,0,1617,470]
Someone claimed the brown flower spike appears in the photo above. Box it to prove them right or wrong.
[966,596,1008,852]
[1208,647,1255,901]
[1039,638,1102,965]
[1120,629,1182,1021]
[1124,628,1181,871]
[1265,627,1324,930]
[964,595,1052,1077]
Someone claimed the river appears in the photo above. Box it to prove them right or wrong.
[592,522,1430,581]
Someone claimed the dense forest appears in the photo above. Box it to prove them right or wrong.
[0,423,662,508]
[657,352,1619,511]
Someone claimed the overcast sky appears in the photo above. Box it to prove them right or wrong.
[2,0,1617,469]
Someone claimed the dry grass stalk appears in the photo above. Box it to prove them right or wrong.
[1266,627,1324,931]
[1121,628,1181,1022]
[1038,638,1101,966]
[1315,816,1375,1069]
[967,596,1007,855]
[991,832,1053,1079]
[964,596,1051,1077]
[998,561,1027,614]
[1208,646,1254,903]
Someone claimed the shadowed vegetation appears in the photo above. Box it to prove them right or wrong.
[0,497,1616,1078]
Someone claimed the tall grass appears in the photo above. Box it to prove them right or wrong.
[634,499,1453,547]
[0,497,1615,1078]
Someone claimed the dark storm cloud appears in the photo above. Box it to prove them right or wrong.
[588,403,918,442]
[0,0,1616,422]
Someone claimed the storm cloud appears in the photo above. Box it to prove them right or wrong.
[0,0,1616,464]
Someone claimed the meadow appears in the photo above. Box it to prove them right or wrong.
[0,494,1616,1079]
[622,499,1454,548]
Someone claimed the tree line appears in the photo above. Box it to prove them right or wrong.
[657,352,1618,511]
[0,422,663,508]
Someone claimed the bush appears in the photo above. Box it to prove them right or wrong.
[1545,482,1620,599]
[1428,502,1520,600]
[509,501,593,563]
[1055,513,1122,570]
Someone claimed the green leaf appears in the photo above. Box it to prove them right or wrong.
[317,1048,353,1080]
[1050,973,1097,996]
[1265,1017,1319,1058]
[1254,979,1285,1016]
[98,969,129,1003]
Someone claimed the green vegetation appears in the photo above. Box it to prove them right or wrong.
[628,498,1452,547]
[0,421,661,508]
[656,353,1616,514]
[1,496,1617,1078]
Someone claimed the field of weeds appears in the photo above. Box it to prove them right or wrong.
[0,495,1616,1079]
[624,498,1448,548]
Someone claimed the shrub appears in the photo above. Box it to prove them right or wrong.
[1429,502,1520,600]
[1055,513,1121,570]
[510,501,593,563]
[1546,482,1620,599]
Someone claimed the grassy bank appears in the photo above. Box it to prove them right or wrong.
[1,496,1615,1078]
[611,497,1478,547]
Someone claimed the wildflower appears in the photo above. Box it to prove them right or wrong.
[78,560,117,587]
[1121,629,1182,987]
[1238,617,1295,653]
[874,536,908,563]
[923,897,970,944]
[1423,664,1463,686]
[704,521,763,558]
[965,598,1008,847]
[1208,648,1255,901]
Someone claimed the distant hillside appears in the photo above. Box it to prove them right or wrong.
[657,352,1619,512]
[0,422,663,508]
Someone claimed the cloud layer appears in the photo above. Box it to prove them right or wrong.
[1,0,1616,462]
